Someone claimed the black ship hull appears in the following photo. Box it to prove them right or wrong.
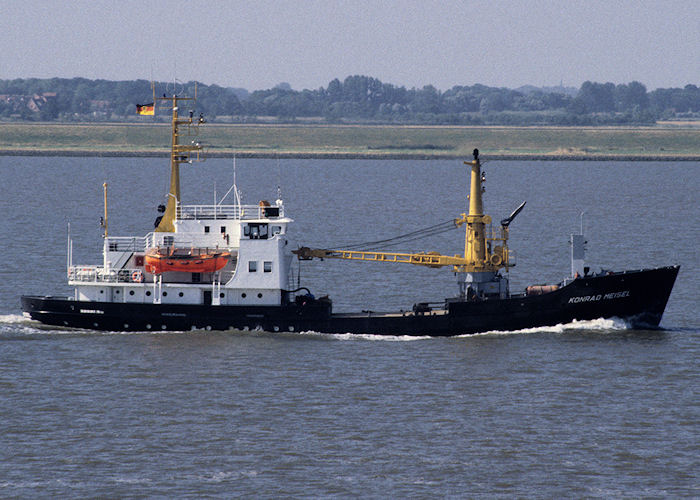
[22,266,679,337]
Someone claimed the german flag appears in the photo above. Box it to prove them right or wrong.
[136,103,154,115]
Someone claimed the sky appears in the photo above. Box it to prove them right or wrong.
[1,0,698,92]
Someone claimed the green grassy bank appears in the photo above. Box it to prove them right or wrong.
[1,122,699,160]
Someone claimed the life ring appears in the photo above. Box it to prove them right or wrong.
[131,270,144,283]
[490,254,503,266]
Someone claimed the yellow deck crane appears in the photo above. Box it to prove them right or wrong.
[294,149,526,300]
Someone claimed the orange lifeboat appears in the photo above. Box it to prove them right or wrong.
[145,247,231,274]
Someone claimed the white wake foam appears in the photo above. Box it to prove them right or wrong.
[296,317,630,340]
[461,317,631,337]
[330,332,432,342]
[0,314,31,324]
[297,330,431,341]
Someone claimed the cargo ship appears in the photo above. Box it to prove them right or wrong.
[21,91,679,336]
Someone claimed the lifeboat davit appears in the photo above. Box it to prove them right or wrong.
[145,247,231,274]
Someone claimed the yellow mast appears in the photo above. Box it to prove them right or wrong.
[102,181,109,270]
[102,181,108,238]
[155,92,204,232]
[458,148,494,272]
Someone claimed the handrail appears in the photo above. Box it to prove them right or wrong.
[105,236,147,252]
[68,266,146,284]
[177,203,285,220]
[484,224,507,242]
[69,265,238,285]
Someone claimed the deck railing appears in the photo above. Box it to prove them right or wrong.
[106,236,147,252]
[68,266,146,283]
[68,265,237,285]
[177,203,284,220]
[144,232,203,250]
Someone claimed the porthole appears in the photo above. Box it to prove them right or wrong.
[146,291,151,296]
[257,293,263,298]
[288,326,294,332]
[93,322,98,327]
[206,326,212,331]
[162,325,167,330]
[163,291,168,297]
[124,323,129,329]
[179,292,184,297]
[129,291,135,296]
[241,293,247,298]
[146,323,151,329]
[115,290,120,294]
[100,290,104,294]
[273,326,279,332]
[220,293,225,298]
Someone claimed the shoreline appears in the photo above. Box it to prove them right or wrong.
[1,149,699,161]
[3,122,699,161]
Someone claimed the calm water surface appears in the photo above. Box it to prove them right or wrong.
[0,157,698,497]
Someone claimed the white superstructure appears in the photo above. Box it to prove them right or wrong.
[69,199,294,307]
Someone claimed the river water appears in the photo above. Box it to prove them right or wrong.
[0,156,698,497]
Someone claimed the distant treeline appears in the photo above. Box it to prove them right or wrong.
[1,76,698,125]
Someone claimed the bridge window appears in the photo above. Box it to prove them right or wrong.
[248,261,257,272]
[264,261,272,273]
[244,223,268,240]
[204,226,210,233]
[263,206,279,217]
